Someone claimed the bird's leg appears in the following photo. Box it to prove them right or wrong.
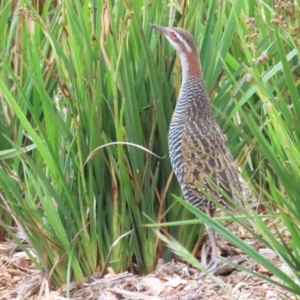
[200,243,209,266]
[206,224,220,260]
[204,224,220,271]
[200,207,221,272]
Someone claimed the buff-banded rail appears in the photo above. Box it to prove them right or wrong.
[152,24,245,271]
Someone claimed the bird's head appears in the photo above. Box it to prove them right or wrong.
[151,24,197,56]
[151,24,201,79]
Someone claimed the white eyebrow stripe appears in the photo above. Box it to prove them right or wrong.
[171,30,192,53]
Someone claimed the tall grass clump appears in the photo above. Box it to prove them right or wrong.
[0,0,196,286]
[0,0,300,295]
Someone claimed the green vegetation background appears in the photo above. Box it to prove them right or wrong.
[0,0,300,295]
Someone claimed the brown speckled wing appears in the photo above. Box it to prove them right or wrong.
[182,119,243,210]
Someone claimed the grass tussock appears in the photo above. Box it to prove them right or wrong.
[0,0,299,295]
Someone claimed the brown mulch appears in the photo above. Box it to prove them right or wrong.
[0,236,295,300]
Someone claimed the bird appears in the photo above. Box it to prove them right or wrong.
[151,24,244,270]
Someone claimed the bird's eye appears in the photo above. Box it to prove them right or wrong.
[170,32,178,40]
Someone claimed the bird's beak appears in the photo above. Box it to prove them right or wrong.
[150,24,168,36]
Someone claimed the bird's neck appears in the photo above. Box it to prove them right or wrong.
[175,51,213,120]
[179,51,202,86]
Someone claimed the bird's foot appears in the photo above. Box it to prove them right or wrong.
[202,244,221,269]
[198,243,222,277]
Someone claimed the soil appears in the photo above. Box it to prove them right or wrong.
[0,235,295,300]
